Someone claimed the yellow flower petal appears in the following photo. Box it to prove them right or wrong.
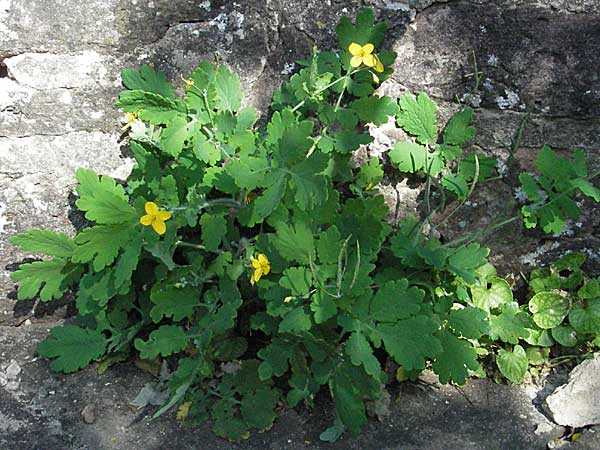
[263,263,271,276]
[362,54,376,67]
[349,42,363,56]
[151,219,167,235]
[157,210,172,221]
[374,56,384,73]
[251,268,263,285]
[362,43,374,55]
[251,257,261,269]
[350,55,363,68]
[372,72,380,84]
[145,201,159,215]
[257,253,269,265]
[140,214,153,226]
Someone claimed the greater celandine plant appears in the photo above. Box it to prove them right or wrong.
[9,8,600,442]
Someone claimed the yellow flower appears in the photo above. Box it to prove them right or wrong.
[180,74,194,90]
[349,42,376,68]
[121,112,138,130]
[250,253,270,285]
[371,56,385,83]
[140,201,172,235]
[373,55,384,73]
[244,191,257,205]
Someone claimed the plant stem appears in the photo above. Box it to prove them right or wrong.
[442,215,520,248]
[291,69,359,113]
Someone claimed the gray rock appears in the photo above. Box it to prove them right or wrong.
[545,355,600,428]
[81,404,96,424]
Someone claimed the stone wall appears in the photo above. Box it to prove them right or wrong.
[1,0,600,319]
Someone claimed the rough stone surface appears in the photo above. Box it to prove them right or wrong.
[545,355,600,428]
[1,0,600,448]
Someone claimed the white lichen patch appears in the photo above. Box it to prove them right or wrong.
[281,62,296,75]
[487,54,498,66]
[383,0,410,11]
[520,241,561,266]
[496,89,520,110]
[461,92,482,108]
[198,0,211,10]
[209,13,228,32]
[367,116,398,159]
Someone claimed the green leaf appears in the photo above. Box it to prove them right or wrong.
[75,169,136,225]
[441,173,469,199]
[489,303,529,344]
[160,116,192,157]
[11,258,80,301]
[448,307,489,339]
[272,221,315,265]
[37,325,107,373]
[389,141,443,175]
[213,65,243,112]
[529,291,570,329]
[200,213,227,252]
[370,279,422,322]
[578,279,600,299]
[258,338,294,379]
[10,230,77,258]
[447,243,490,285]
[350,96,398,126]
[396,92,437,144]
[354,157,383,190]
[113,235,143,289]
[253,172,287,221]
[336,7,387,50]
[316,226,342,264]
[376,316,442,370]
[432,329,480,385]
[497,345,528,384]
[471,278,513,312]
[443,109,474,146]
[150,285,199,323]
[519,173,544,202]
[346,331,382,379]
[569,299,600,334]
[310,291,338,324]
[320,415,346,443]
[552,325,578,347]
[279,306,312,334]
[570,178,600,202]
[134,325,189,359]
[279,267,313,296]
[331,131,373,154]
[193,133,221,165]
[331,361,379,436]
[288,153,329,210]
[459,154,497,182]
[73,223,136,272]
[115,90,184,124]
[211,398,249,442]
[121,65,175,99]
[240,388,279,430]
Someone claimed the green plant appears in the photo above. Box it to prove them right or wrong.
[8,8,600,442]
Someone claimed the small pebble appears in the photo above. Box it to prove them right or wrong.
[81,404,96,424]
[535,422,554,435]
